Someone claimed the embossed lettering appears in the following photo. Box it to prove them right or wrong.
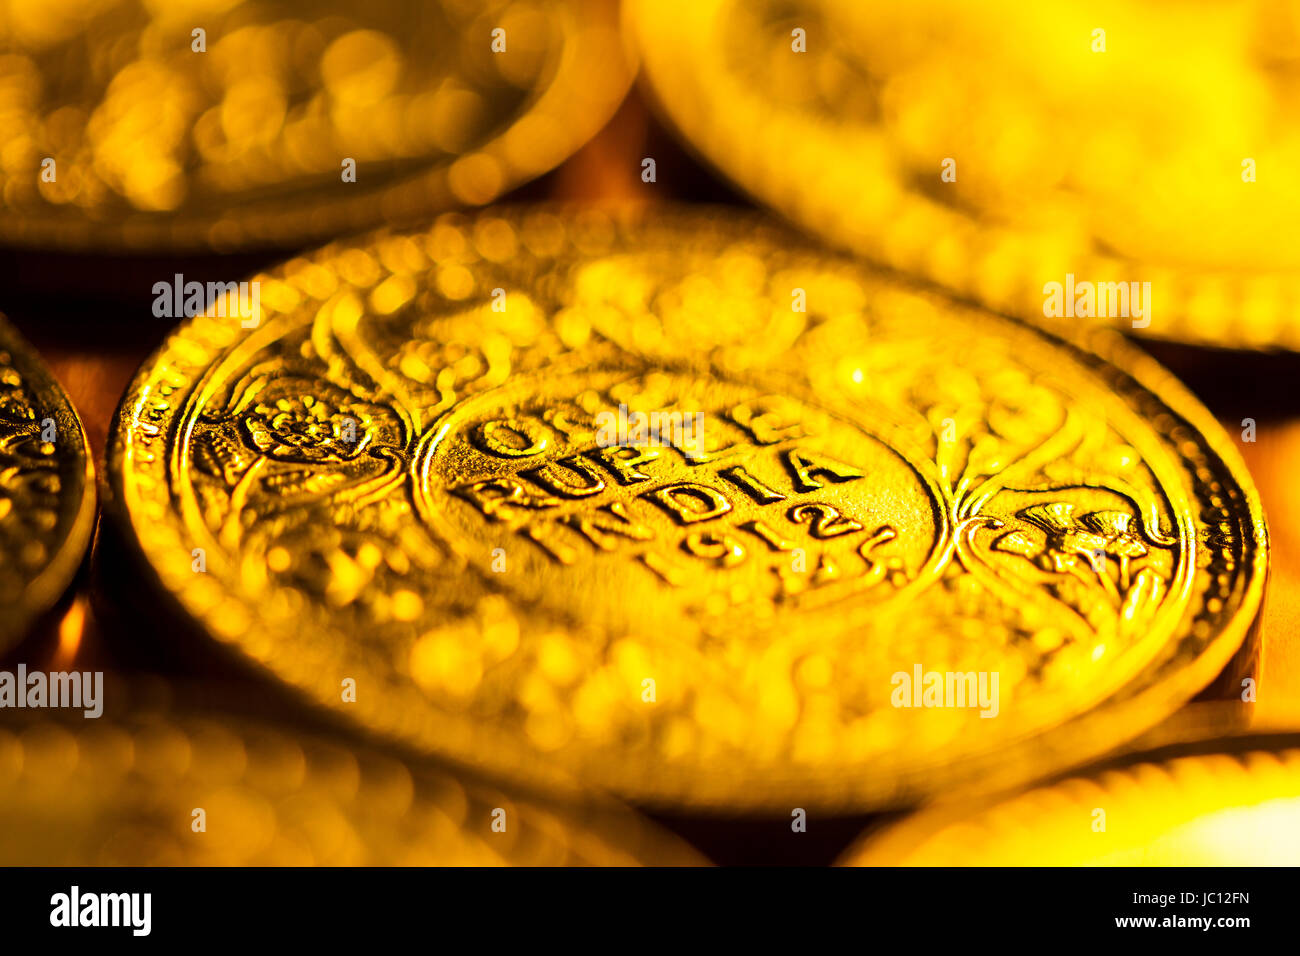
[728,401,805,445]
[719,464,786,503]
[788,503,864,538]
[643,482,732,524]
[681,531,746,567]
[640,550,688,585]
[739,519,795,551]
[783,449,863,491]
[454,477,560,520]
[813,553,841,583]
[474,418,549,458]
[523,455,606,498]
[519,521,578,564]
[593,445,661,485]
[561,502,655,549]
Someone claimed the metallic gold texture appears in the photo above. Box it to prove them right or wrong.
[0,0,632,251]
[629,0,1300,349]
[842,728,1300,865]
[109,205,1266,812]
[0,314,95,653]
[0,710,705,865]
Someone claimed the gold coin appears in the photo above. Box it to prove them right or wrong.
[628,0,1300,349]
[840,728,1300,865]
[0,314,95,653]
[0,710,704,865]
[109,205,1266,811]
[0,0,630,252]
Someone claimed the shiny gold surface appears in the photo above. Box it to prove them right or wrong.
[0,709,705,865]
[0,314,94,654]
[630,0,1300,349]
[842,726,1300,865]
[1242,421,1300,719]
[0,0,632,251]
[0,0,1292,867]
[108,206,1265,811]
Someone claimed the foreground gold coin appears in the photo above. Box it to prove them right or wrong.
[841,730,1300,865]
[0,315,95,653]
[629,0,1300,349]
[109,206,1266,811]
[0,0,629,252]
[0,711,703,864]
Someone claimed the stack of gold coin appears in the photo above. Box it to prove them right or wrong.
[0,711,704,865]
[628,0,1300,349]
[0,0,1286,868]
[108,205,1266,813]
[0,0,631,252]
[841,726,1300,865]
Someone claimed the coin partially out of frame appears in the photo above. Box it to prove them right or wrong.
[840,728,1300,865]
[110,205,1266,811]
[0,0,630,252]
[0,711,705,865]
[0,314,95,653]
[629,0,1300,349]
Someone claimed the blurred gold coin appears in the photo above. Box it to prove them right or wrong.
[629,0,1300,349]
[0,711,704,865]
[841,730,1300,865]
[0,0,630,252]
[0,314,95,653]
[109,205,1265,811]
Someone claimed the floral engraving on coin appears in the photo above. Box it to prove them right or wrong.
[112,209,1264,810]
